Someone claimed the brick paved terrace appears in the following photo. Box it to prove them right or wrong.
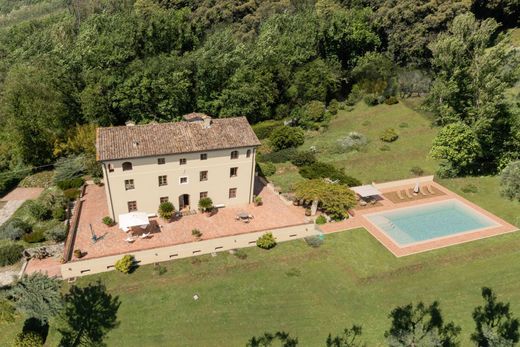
[68,178,308,261]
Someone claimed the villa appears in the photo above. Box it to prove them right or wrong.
[96,114,261,222]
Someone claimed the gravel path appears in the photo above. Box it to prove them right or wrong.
[0,200,24,226]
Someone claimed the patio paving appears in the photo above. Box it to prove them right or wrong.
[69,179,308,261]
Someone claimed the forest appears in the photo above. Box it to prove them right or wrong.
[0,0,518,192]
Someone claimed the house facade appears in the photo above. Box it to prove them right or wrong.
[96,114,261,221]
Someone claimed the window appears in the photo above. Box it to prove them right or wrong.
[179,158,187,165]
[158,158,165,165]
[124,179,134,190]
[200,192,208,199]
[246,149,251,158]
[108,164,114,172]
[122,162,133,171]
[160,196,169,204]
[200,153,207,160]
[127,201,137,212]
[230,167,238,177]
[158,175,168,186]
[229,188,237,198]
[230,150,239,159]
[180,176,188,184]
[200,171,208,181]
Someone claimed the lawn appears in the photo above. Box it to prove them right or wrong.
[36,224,520,347]
[268,99,439,192]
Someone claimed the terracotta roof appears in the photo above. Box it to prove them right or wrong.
[96,117,261,161]
[182,112,211,121]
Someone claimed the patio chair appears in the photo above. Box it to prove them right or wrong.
[139,232,151,239]
[235,216,240,221]
[397,190,405,200]
[122,226,130,233]
[248,214,254,219]
[124,237,135,243]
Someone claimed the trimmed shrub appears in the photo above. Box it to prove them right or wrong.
[299,162,361,187]
[410,166,424,176]
[63,188,80,201]
[336,132,368,152]
[44,225,67,242]
[27,201,51,221]
[257,162,276,177]
[384,96,399,105]
[269,126,305,151]
[380,128,399,142]
[257,148,297,163]
[363,94,379,106]
[290,150,316,167]
[52,207,66,221]
[315,215,327,225]
[158,202,175,220]
[102,216,114,226]
[13,331,44,347]
[56,177,84,191]
[0,241,24,266]
[23,230,46,243]
[198,197,213,212]
[256,232,277,250]
[115,254,135,274]
[252,120,283,139]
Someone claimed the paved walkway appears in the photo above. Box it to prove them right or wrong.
[0,187,44,226]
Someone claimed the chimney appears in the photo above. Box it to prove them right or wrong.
[132,141,139,148]
[203,117,212,128]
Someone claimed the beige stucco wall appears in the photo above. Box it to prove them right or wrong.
[61,222,317,279]
[101,147,257,221]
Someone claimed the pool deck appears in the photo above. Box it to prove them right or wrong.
[320,181,518,257]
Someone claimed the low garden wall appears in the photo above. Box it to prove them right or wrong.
[61,222,317,279]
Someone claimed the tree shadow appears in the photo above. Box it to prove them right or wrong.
[22,317,49,342]
[58,280,120,347]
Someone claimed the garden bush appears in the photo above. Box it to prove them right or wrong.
[379,128,399,142]
[252,120,283,140]
[410,166,424,176]
[256,232,277,249]
[257,162,276,177]
[384,96,399,105]
[299,100,326,126]
[115,254,135,274]
[500,160,520,201]
[257,148,297,163]
[44,225,67,242]
[158,202,175,220]
[63,188,80,201]
[290,150,316,167]
[269,126,305,151]
[328,99,339,115]
[254,195,263,206]
[102,216,114,226]
[336,132,368,152]
[0,219,32,241]
[52,207,66,221]
[27,201,51,221]
[299,162,361,187]
[23,230,46,243]
[0,241,24,266]
[315,215,327,225]
[363,94,379,106]
[13,331,44,347]
[198,197,213,212]
[56,177,84,191]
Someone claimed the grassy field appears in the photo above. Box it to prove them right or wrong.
[268,99,439,192]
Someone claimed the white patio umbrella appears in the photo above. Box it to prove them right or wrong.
[413,182,420,194]
[119,212,150,231]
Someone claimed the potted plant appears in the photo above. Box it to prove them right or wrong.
[73,249,83,259]
[158,201,175,221]
[102,216,114,226]
[198,197,213,215]
[254,195,263,206]
[192,229,202,240]
[305,208,312,217]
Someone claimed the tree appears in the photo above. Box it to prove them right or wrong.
[351,52,396,96]
[326,325,365,347]
[58,281,120,347]
[198,197,213,212]
[298,100,327,126]
[10,273,62,324]
[247,331,298,347]
[269,126,305,151]
[500,161,520,201]
[289,58,340,104]
[471,287,520,347]
[385,301,460,347]
[430,122,481,177]
[294,179,357,219]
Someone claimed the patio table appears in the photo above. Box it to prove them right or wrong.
[237,212,249,219]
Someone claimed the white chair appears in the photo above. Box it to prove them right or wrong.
[139,232,151,239]
[122,226,130,233]
[124,237,135,243]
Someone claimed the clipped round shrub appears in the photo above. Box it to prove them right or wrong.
[257,162,276,177]
[256,232,277,250]
[158,201,175,220]
[0,241,24,266]
[115,254,135,274]
[379,128,399,142]
[13,331,44,347]
[315,215,327,225]
[102,216,114,226]
[384,96,399,105]
[290,150,316,167]
[52,207,66,221]
[23,230,46,243]
[44,224,67,242]
[410,166,424,177]
[198,197,213,212]
[363,94,379,106]
[269,126,305,151]
[27,201,51,221]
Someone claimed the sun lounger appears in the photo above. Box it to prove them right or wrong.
[397,190,405,200]
[427,185,435,195]
[420,188,428,196]
[405,189,413,198]
[139,232,151,239]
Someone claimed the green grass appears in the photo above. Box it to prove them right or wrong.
[268,99,439,191]
[36,226,520,347]
[509,28,520,47]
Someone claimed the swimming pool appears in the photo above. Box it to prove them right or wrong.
[365,200,499,246]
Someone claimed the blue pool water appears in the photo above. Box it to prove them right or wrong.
[366,200,498,245]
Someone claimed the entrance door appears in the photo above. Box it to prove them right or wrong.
[179,194,190,210]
